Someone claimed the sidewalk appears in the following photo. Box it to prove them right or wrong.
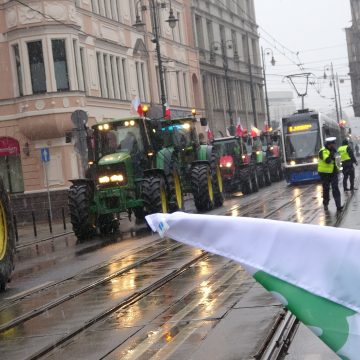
[15,219,73,248]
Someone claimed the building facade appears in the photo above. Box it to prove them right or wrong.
[0,0,203,199]
[268,91,296,128]
[192,0,266,137]
[347,0,360,116]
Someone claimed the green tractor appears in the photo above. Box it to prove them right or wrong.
[0,177,15,291]
[68,115,183,241]
[158,116,224,212]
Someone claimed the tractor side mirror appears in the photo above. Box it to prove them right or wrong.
[200,118,208,127]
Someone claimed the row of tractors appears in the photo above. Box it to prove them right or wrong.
[68,113,283,242]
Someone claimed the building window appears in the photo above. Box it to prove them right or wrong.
[242,35,249,61]
[231,30,238,58]
[27,40,47,94]
[135,61,146,102]
[183,72,188,107]
[52,39,70,92]
[207,20,214,49]
[96,52,104,97]
[195,15,204,48]
[0,137,24,193]
[80,47,88,93]
[176,71,182,105]
[252,39,258,65]
[12,44,23,97]
[122,58,128,99]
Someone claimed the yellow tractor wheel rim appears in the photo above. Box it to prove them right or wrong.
[0,201,8,261]
[208,170,214,202]
[160,185,168,213]
[174,172,183,209]
[216,165,223,193]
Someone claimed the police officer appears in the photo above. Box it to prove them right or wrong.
[318,137,343,212]
[338,138,358,191]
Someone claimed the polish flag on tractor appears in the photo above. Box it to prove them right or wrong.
[146,212,360,360]
[131,97,143,116]
[251,126,261,138]
[235,117,244,137]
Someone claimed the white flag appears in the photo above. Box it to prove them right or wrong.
[146,212,360,359]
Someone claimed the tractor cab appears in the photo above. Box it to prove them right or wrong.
[156,113,224,211]
[89,116,158,184]
[260,129,281,159]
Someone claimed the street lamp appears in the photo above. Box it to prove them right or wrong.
[133,0,178,118]
[261,48,276,127]
[210,40,235,134]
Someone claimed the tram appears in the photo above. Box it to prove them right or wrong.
[280,109,342,184]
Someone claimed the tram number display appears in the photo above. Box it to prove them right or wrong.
[288,124,313,133]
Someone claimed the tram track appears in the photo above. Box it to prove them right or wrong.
[0,183,314,360]
[2,181,299,310]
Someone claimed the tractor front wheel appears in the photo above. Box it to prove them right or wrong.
[0,179,15,292]
[98,214,119,236]
[142,176,169,214]
[68,185,96,242]
[191,164,214,212]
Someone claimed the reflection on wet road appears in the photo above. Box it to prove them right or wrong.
[0,180,348,359]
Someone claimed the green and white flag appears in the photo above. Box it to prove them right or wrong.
[146,212,360,360]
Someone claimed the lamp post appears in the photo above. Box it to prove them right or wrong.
[261,47,276,127]
[133,0,178,118]
[211,40,235,134]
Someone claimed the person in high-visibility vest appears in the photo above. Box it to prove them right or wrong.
[338,138,358,191]
[318,137,343,212]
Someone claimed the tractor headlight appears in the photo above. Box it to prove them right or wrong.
[313,158,318,164]
[226,162,232,168]
[99,176,110,184]
[290,160,296,166]
[110,174,124,182]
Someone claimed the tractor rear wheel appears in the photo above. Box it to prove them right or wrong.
[257,165,265,188]
[142,176,169,214]
[167,169,184,212]
[269,160,281,182]
[241,170,253,195]
[68,185,96,241]
[191,164,214,212]
[0,179,15,292]
[210,153,224,208]
[264,165,272,186]
[251,167,259,193]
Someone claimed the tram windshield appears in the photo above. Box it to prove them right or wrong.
[283,119,321,162]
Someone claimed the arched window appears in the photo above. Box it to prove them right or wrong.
[0,137,24,193]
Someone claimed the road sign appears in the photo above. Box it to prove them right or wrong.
[41,148,50,163]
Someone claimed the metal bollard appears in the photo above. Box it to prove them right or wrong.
[32,211,37,237]
[47,209,53,234]
[13,215,19,243]
[62,207,66,231]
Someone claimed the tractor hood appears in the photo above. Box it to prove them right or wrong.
[98,151,131,165]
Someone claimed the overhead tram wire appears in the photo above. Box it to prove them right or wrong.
[218,0,350,105]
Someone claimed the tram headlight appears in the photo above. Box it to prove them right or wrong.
[290,160,296,166]
[226,162,232,168]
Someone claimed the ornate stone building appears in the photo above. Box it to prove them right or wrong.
[0,0,202,202]
[192,0,265,136]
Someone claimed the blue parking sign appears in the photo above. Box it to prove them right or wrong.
[41,148,50,163]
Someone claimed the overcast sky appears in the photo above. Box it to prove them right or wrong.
[254,0,353,117]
